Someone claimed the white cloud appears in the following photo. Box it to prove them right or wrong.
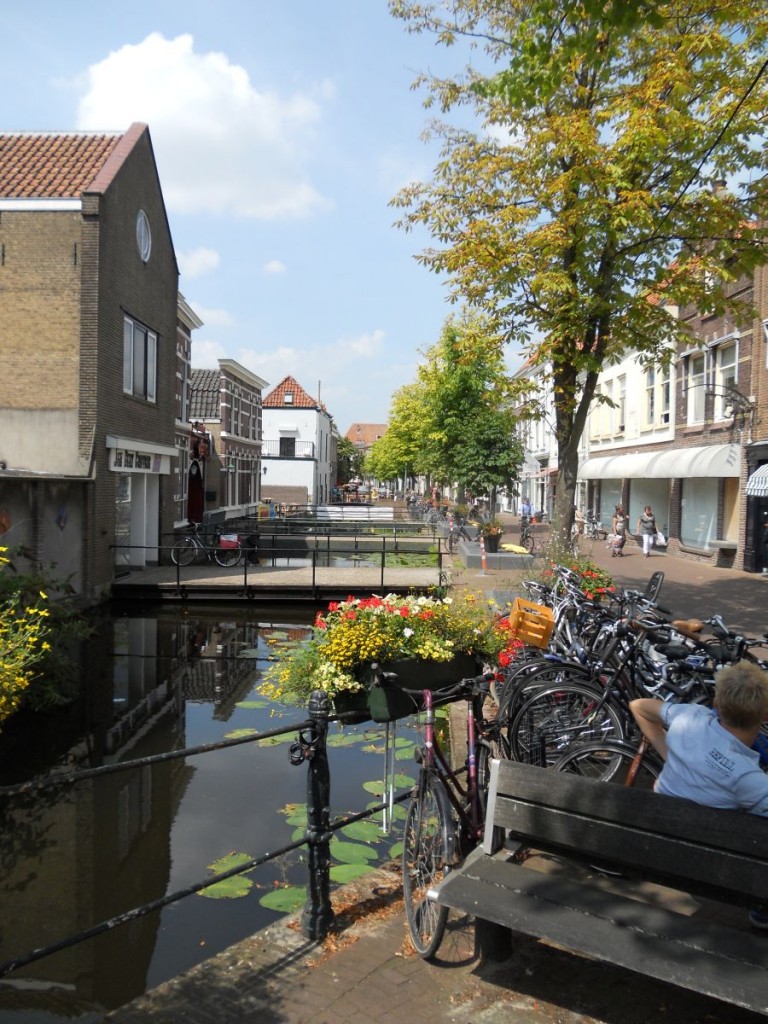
[338,329,385,357]
[178,246,220,278]
[77,32,331,220]
[263,259,287,275]
[191,338,227,368]
[188,303,235,328]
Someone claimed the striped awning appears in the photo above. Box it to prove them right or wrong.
[746,464,768,497]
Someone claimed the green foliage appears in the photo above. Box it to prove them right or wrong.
[0,546,92,722]
[389,0,768,532]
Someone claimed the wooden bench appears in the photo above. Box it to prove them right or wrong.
[429,759,768,1016]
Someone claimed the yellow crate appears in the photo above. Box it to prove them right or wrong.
[508,597,555,649]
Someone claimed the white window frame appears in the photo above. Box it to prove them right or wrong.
[686,351,708,423]
[123,315,157,402]
[713,339,737,420]
[645,368,656,427]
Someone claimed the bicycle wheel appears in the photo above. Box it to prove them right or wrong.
[171,537,198,566]
[554,739,662,789]
[522,532,535,554]
[214,544,241,568]
[508,682,625,767]
[402,773,454,959]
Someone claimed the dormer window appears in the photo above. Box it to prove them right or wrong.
[284,393,293,404]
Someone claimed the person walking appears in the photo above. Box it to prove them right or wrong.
[637,504,657,558]
[610,504,627,557]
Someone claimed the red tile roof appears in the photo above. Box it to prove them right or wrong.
[0,128,138,199]
[346,423,388,447]
[263,375,324,410]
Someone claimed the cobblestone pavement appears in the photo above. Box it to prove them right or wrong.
[103,526,768,1024]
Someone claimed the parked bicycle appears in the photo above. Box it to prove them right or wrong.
[374,667,498,958]
[583,510,608,541]
[170,522,255,568]
[448,513,474,553]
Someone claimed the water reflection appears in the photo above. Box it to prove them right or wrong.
[0,605,405,1022]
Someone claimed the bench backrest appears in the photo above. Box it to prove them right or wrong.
[484,759,768,908]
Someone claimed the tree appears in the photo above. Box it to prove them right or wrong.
[365,379,430,487]
[389,0,768,546]
[369,310,525,503]
[335,436,362,486]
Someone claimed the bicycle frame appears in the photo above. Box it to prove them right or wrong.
[415,683,491,849]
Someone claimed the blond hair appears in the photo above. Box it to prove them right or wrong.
[714,661,768,730]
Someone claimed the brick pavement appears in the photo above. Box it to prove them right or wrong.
[103,528,768,1024]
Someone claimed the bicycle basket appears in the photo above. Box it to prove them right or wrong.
[219,533,240,549]
[508,597,555,649]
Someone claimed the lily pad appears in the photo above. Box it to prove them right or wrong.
[362,780,385,795]
[330,863,376,883]
[199,875,253,899]
[327,732,365,748]
[329,838,378,864]
[224,728,259,740]
[259,886,306,912]
[389,841,404,859]
[393,774,416,789]
[236,699,269,709]
[341,820,383,843]
[257,733,292,746]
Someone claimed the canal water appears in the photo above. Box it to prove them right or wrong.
[0,603,416,1023]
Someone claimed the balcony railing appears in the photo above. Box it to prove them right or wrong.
[261,439,315,459]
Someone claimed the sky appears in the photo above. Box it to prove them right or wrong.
[1,0,491,434]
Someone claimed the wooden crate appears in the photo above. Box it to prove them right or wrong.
[508,597,554,649]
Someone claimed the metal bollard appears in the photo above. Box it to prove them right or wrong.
[299,689,335,940]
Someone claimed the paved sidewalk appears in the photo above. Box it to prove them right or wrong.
[102,531,768,1024]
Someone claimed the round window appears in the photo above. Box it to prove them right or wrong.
[136,209,152,262]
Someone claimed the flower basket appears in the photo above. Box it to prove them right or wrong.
[484,533,501,553]
[359,654,481,723]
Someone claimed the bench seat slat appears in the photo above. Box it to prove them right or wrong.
[434,855,768,1015]
[494,760,768,859]
[493,797,767,905]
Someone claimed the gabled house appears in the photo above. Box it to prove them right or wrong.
[189,359,268,519]
[261,376,336,505]
[0,123,181,601]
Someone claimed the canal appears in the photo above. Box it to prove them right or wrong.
[0,603,415,1023]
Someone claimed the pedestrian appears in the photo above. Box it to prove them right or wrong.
[521,496,532,519]
[637,504,657,557]
[610,504,627,556]
[762,511,768,575]
[630,661,768,928]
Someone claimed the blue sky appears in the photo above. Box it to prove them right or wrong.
[1,1,481,433]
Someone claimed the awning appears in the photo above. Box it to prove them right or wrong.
[746,464,768,497]
[578,452,656,480]
[644,444,741,479]
[578,443,741,481]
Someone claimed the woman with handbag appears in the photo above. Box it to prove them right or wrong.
[637,504,657,558]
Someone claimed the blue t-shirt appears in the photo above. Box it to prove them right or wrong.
[657,702,768,815]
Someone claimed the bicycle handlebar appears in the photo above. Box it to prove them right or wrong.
[371,665,495,702]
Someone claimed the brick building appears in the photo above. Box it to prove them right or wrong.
[0,124,182,601]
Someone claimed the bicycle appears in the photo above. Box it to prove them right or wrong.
[170,522,245,568]
[519,515,535,554]
[447,513,474,553]
[378,667,497,958]
[554,735,664,789]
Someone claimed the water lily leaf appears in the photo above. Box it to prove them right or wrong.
[395,747,416,761]
[199,875,253,899]
[258,734,292,746]
[393,774,416,789]
[291,826,306,842]
[326,732,364,748]
[207,851,253,873]
[361,743,386,754]
[238,648,260,659]
[236,699,269,709]
[389,841,404,859]
[362,780,385,795]
[224,728,258,740]
[329,839,378,863]
[341,820,382,843]
[259,886,306,912]
[330,863,376,883]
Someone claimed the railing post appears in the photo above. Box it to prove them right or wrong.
[300,690,335,940]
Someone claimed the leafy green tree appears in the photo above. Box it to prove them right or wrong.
[417,311,524,505]
[365,379,430,487]
[335,436,362,486]
[390,0,768,545]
